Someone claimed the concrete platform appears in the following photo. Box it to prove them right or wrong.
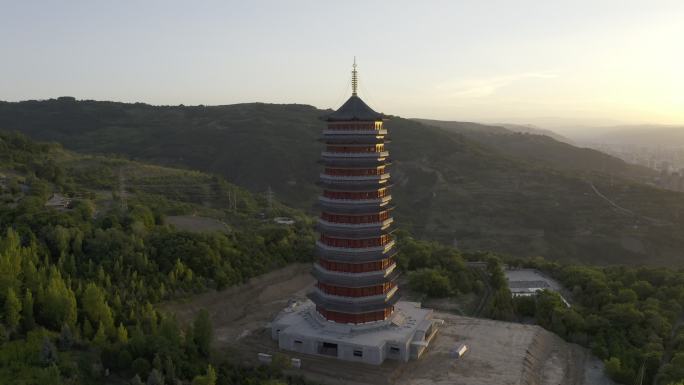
[271,300,442,365]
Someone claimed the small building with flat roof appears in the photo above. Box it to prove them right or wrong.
[45,193,72,210]
[505,268,570,306]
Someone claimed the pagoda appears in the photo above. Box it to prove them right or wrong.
[271,60,441,365]
[310,59,399,324]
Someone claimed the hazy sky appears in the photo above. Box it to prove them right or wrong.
[1,1,683,128]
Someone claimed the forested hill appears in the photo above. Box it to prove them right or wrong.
[3,98,684,265]
[0,131,321,384]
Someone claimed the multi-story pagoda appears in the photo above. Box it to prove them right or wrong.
[310,60,399,325]
[272,61,441,365]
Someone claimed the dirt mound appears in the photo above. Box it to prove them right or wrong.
[162,263,312,344]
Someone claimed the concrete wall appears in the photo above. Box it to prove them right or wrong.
[274,331,411,365]
[338,343,383,365]
[384,339,410,362]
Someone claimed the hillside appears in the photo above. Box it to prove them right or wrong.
[0,131,321,384]
[495,123,573,143]
[3,98,684,265]
[413,118,657,181]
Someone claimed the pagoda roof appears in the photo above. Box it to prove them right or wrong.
[326,95,384,122]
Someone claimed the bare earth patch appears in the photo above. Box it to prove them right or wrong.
[162,264,615,385]
[165,215,230,233]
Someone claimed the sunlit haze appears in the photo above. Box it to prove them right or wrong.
[2,0,683,128]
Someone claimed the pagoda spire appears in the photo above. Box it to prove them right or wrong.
[351,57,358,96]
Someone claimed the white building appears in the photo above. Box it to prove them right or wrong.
[505,268,570,306]
[271,300,441,365]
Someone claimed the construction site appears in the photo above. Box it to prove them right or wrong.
[164,263,616,385]
[161,65,620,385]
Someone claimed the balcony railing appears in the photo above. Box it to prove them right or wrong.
[322,129,387,136]
[312,263,401,287]
[318,195,392,205]
[315,239,396,253]
[321,151,390,158]
[320,173,390,182]
[317,218,393,229]
[311,285,399,303]
[313,261,397,278]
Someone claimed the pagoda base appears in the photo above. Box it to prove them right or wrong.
[271,300,442,365]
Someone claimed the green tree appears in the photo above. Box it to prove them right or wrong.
[146,368,164,385]
[408,268,451,297]
[152,354,162,371]
[58,324,73,350]
[40,336,58,366]
[82,319,94,339]
[513,295,536,317]
[93,322,107,348]
[81,283,114,331]
[130,374,144,385]
[4,287,22,332]
[486,288,515,321]
[661,352,684,384]
[535,290,564,329]
[604,357,622,380]
[47,225,70,257]
[163,355,176,384]
[132,357,151,379]
[191,365,217,385]
[0,229,22,300]
[39,270,77,329]
[116,322,129,344]
[22,289,35,331]
[193,309,212,357]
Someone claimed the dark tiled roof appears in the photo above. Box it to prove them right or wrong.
[327,95,384,121]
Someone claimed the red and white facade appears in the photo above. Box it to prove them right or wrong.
[308,87,400,324]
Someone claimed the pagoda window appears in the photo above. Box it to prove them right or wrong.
[328,122,376,131]
[318,257,394,273]
[326,144,384,153]
[321,211,391,224]
[324,167,385,177]
[323,188,389,200]
[320,234,392,248]
[316,282,395,297]
[316,307,394,324]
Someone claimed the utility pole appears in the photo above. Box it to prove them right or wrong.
[118,167,127,210]
[266,186,274,209]
[227,188,237,211]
